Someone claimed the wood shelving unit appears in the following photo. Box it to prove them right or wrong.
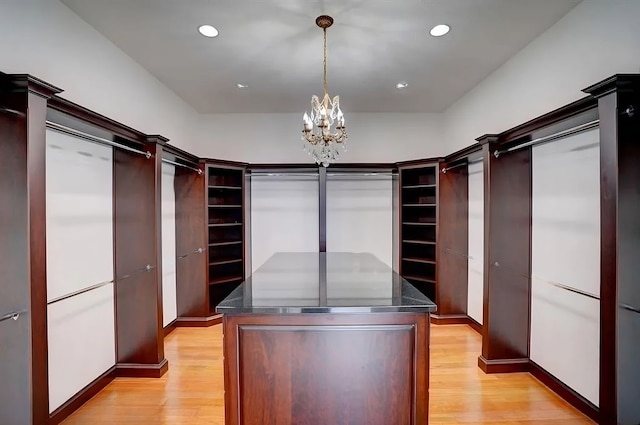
[206,164,245,314]
[399,163,438,303]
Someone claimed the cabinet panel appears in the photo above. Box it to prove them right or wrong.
[0,313,31,425]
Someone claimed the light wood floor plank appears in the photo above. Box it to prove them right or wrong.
[61,324,594,424]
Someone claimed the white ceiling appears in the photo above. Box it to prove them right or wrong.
[61,0,581,113]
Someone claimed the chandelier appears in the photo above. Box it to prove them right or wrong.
[302,15,347,167]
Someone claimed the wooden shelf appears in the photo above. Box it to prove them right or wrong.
[402,184,436,189]
[402,257,436,265]
[209,185,242,190]
[402,222,436,226]
[403,240,436,245]
[208,222,242,227]
[209,240,243,247]
[402,203,437,207]
[209,275,244,285]
[209,258,243,266]
[208,204,242,208]
[403,275,436,284]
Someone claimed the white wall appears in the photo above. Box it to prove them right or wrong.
[467,162,484,325]
[250,175,320,272]
[161,163,177,327]
[0,0,199,152]
[443,0,640,152]
[45,130,115,412]
[196,113,444,163]
[530,128,600,406]
[326,175,394,267]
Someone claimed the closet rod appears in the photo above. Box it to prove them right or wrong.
[250,173,319,177]
[0,309,27,323]
[178,247,204,259]
[0,106,25,117]
[620,303,640,314]
[46,121,152,159]
[162,158,202,174]
[326,172,395,177]
[47,279,114,305]
[547,281,599,301]
[493,119,599,158]
[441,158,483,174]
[47,264,154,306]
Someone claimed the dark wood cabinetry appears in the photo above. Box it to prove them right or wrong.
[584,75,640,425]
[206,163,247,315]
[398,163,439,303]
[0,74,62,425]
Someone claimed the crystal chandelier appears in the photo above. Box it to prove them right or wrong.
[302,15,347,167]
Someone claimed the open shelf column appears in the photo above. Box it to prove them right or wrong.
[398,162,439,304]
[206,162,247,315]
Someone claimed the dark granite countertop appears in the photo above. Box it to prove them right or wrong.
[216,252,437,314]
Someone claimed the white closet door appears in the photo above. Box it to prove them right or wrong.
[250,175,319,272]
[161,163,177,327]
[467,162,484,325]
[326,174,393,267]
[530,128,600,406]
[45,130,115,412]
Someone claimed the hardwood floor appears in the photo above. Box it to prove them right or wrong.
[62,324,594,425]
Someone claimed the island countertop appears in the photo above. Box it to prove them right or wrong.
[216,252,437,314]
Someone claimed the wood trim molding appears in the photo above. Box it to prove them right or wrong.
[430,314,469,325]
[466,317,482,334]
[48,95,147,143]
[429,315,482,334]
[49,367,116,425]
[204,158,248,168]
[115,359,169,378]
[164,319,177,337]
[477,356,529,374]
[444,142,483,163]
[396,157,444,169]
[175,314,223,327]
[494,96,596,146]
[162,143,200,165]
[529,361,600,423]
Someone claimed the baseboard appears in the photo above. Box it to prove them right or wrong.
[529,361,600,422]
[115,358,169,378]
[430,313,469,325]
[466,317,482,334]
[49,366,116,425]
[478,356,530,374]
[175,313,223,327]
[164,319,177,337]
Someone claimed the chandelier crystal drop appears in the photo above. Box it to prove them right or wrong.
[302,15,347,167]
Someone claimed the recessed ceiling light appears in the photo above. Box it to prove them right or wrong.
[236,83,248,89]
[396,82,408,89]
[430,24,450,37]
[198,25,219,38]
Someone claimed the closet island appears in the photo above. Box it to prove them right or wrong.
[217,252,436,425]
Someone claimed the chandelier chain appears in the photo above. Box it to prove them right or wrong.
[323,28,328,98]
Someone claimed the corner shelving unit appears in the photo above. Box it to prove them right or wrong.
[399,163,439,302]
[207,163,246,314]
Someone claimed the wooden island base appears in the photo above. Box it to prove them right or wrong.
[223,312,430,425]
